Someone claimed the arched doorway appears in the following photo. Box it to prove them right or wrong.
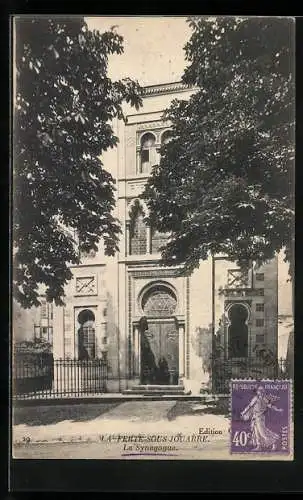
[140,285,179,385]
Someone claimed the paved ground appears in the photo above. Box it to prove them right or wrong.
[13,400,231,459]
[13,402,121,426]
[92,400,176,421]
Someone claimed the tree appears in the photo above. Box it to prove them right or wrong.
[143,17,294,277]
[13,17,142,308]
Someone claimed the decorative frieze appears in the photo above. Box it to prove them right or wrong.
[126,180,145,198]
[220,288,264,298]
[143,81,193,97]
[136,120,169,132]
[130,268,180,279]
[75,276,97,296]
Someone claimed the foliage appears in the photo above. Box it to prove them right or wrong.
[143,17,294,276]
[14,17,142,307]
[14,337,53,353]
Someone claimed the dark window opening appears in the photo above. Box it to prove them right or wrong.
[139,132,156,174]
[161,130,173,145]
[130,213,147,255]
[256,303,264,312]
[141,149,149,163]
[78,309,96,360]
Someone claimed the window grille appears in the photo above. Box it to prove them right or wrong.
[151,228,168,254]
[256,318,264,327]
[142,287,177,317]
[130,213,147,255]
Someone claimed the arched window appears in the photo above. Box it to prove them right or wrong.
[161,129,173,145]
[142,129,173,252]
[129,201,147,255]
[142,285,177,318]
[78,309,96,360]
[227,303,249,358]
[140,132,156,174]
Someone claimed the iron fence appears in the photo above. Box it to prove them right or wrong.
[13,356,108,400]
[212,356,290,394]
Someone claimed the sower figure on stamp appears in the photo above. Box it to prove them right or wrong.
[241,386,283,451]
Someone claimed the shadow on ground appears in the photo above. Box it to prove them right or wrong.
[167,399,229,421]
[13,402,121,426]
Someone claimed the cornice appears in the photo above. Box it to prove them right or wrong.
[142,81,195,97]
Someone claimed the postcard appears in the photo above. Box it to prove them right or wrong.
[12,15,294,462]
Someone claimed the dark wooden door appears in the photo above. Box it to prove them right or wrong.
[141,321,179,385]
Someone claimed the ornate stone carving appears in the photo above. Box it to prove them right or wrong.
[136,120,169,132]
[127,181,145,197]
[143,81,194,96]
[222,288,264,298]
[75,276,97,295]
[224,299,252,309]
[167,329,178,341]
[130,269,180,279]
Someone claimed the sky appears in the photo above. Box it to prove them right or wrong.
[85,16,192,87]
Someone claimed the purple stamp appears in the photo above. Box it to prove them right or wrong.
[230,380,292,455]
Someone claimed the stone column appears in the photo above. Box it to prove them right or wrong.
[125,221,130,256]
[52,306,64,359]
[134,325,140,377]
[155,145,161,166]
[136,147,141,174]
[146,225,152,254]
[95,322,105,358]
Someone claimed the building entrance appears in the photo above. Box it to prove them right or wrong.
[140,285,179,385]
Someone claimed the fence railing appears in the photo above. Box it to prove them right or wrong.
[13,351,290,399]
[13,356,108,400]
[212,356,290,394]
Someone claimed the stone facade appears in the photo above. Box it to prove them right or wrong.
[13,299,53,344]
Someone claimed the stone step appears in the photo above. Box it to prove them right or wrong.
[122,390,187,396]
[122,384,188,396]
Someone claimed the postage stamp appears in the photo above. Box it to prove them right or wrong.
[230,380,292,455]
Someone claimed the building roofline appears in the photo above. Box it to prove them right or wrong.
[142,81,195,97]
